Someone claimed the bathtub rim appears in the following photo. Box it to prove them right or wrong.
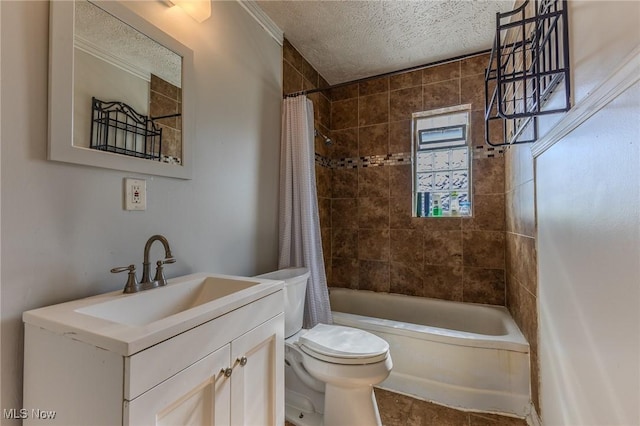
[330,288,529,353]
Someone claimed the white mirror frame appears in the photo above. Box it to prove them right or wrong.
[49,0,194,179]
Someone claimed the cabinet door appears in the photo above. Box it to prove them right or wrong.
[230,313,284,426]
[125,344,231,426]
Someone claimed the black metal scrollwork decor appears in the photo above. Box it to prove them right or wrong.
[90,97,163,161]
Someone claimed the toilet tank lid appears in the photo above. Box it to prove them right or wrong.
[299,324,389,359]
[255,267,309,281]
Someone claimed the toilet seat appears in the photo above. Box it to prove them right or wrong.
[298,324,389,365]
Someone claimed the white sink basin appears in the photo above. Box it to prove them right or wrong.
[22,273,283,355]
[75,276,259,326]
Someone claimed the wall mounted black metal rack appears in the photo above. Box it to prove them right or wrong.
[484,0,571,146]
[90,97,163,161]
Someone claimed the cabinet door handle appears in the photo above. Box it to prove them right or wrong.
[238,356,248,367]
[220,367,233,378]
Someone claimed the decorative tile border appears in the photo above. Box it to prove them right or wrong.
[161,155,182,165]
[315,152,412,169]
[362,152,411,167]
[314,153,332,168]
[315,147,503,169]
[473,145,505,159]
[333,157,360,169]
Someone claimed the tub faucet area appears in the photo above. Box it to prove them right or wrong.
[111,234,176,293]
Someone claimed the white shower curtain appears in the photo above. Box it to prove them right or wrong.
[279,95,333,327]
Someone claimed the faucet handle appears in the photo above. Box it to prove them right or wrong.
[111,265,140,294]
[153,258,175,287]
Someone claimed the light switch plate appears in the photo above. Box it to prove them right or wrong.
[124,178,146,211]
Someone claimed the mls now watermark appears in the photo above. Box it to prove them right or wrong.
[3,408,57,420]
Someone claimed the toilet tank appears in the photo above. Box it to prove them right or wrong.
[255,267,309,338]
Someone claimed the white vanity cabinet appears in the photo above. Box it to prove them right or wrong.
[23,275,284,426]
[126,344,232,425]
[126,314,283,425]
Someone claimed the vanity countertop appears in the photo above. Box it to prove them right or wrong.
[23,272,283,356]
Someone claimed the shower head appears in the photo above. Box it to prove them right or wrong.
[315,128,333,146]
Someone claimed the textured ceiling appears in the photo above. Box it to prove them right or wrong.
[256,0,515,85]
[75,0,182,87]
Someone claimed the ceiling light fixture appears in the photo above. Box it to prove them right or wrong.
[164,0,211,23]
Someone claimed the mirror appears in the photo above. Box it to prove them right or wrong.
[49,0,193,179]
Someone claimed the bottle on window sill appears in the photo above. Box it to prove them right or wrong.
[459,201,471,216]
[450,192,459,216]
[431,193,442,217]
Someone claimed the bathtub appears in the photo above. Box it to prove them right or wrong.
[329,288,530,417]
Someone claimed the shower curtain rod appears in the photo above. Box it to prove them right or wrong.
[283,48,491,99]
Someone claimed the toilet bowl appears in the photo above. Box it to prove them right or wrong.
[255,268,393,426]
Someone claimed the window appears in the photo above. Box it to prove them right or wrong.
[412,105,472,217]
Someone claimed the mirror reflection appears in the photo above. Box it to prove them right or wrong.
[73,0,183,164]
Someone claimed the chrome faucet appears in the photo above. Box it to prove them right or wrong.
[111,234,176,293]
[141,234,175,287]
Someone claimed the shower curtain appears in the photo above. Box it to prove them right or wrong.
[279,95,333,327]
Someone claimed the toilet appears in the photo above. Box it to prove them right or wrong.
[256,268,392,426]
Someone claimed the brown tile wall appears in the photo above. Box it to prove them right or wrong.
[328,54,507,306]
[498,4,540,412]
[150,74,182,160]
[282,40,333,280]
[281,40,536,417]
[505,143,539,413]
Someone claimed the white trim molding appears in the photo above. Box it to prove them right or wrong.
[532,46,640,158]
[74,35,151,83]
[526,403,543,426]
[237,1,284,46]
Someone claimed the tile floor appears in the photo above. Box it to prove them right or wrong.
[375,388,527,426]
[285,387,528,426]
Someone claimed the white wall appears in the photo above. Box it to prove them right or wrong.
[536,2,640,424]
[0,0,282,420]
[74,49,150,149]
